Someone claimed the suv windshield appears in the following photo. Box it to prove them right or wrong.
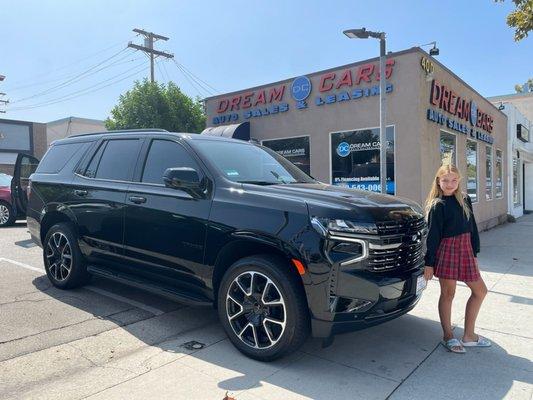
[0,174,12,187]
[191,140,315,185]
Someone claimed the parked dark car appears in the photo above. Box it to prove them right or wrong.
[18,129,427,361]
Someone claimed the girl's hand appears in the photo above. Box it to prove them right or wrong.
[424,266,434,281]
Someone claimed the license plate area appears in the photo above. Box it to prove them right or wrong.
[416,275,426,295]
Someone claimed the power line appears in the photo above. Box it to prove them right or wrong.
[175,60,219,94]
[155,60,166,84]
[173,61,207,97]
[8,63,148,111]
[3,37,134,91]
[171,59,216,97]
[160,60,172,82]
[11,54,143,105]
[11,48,132,104]
[7,55,141,94]
[128,28,174,83]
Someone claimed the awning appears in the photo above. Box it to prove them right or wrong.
[201,122,250,141]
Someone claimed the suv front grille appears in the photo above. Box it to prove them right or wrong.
[375,217,426,236]
[367,217,426,272]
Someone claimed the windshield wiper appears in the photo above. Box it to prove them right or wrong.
[237,180,279,185]
[269,170,288,184]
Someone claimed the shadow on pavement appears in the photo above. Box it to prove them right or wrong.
[30,272,533,400]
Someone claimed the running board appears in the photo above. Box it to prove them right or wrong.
[86,265,212,306]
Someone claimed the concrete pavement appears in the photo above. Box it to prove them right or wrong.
[0,215,532,400]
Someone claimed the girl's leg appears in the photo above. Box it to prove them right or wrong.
[463,277,488,342]
[438,278,457,341]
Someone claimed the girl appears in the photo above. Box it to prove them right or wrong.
[424,164,491,354]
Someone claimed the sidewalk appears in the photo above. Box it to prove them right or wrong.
[4,216,530,400]
[76,214,532,400]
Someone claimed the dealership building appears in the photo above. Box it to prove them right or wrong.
[489,92,533,218]
[204,47,508,230]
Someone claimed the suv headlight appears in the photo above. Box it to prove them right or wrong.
[311,217,373,265]
[311,217,377,236]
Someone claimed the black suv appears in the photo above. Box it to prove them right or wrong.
[19,129,427,361]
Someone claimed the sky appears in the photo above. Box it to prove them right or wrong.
[0,0,531,123]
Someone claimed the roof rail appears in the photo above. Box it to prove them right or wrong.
[68,128,169,138]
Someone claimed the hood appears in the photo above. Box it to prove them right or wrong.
[244,182,424,223]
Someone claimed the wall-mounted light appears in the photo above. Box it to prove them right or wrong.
[420,41,439,56]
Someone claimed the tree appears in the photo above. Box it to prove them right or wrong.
[106,79,206,132]
[496,0,533,41]
[515,78,533,93]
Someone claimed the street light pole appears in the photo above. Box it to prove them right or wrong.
[343,28,388,194]
[378,34,387,195]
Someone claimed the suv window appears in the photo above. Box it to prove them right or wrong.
[85,139,140,181]
[36,142,86,174]
[190,140,314,184]
[84,142,106,178]
[142,139,200,185]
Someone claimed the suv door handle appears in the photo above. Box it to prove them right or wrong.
[128,196,147,204]
[74,189,88,197]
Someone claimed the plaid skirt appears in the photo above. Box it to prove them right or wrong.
[434,232,481,282]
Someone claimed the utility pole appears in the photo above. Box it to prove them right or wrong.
[0,75,7,113]
[128,29,174,83]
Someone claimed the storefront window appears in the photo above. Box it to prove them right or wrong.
[466,140,477,203]
[495,149,503,198]
[0,122,31,151]
[262,136,311,175]
[513,155,520,205]
[330,126,395,194]
[485,145,493,201]
[440,131,456,166]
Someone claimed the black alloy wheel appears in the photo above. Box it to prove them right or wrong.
[43,223,90,289]
[218,254,310,361]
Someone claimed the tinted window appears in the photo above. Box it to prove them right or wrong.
[36,143,85,174]
[190,140,314,184]
[142,140,200,184]
[84,142,106,178]
[94,139,140,181]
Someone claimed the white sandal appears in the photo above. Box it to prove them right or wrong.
[441,338,466,353]
[461,336,491,347]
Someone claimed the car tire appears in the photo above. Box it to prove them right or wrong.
[43,223,90,289]
[0,201,16,227]
[217,254,310,361]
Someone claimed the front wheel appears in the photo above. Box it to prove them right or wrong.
[43,223,90,289]
[217,254,310,361]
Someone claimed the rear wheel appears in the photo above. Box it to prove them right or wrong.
[0,201,16,227]
[218,254,309,361]
[43,223,90,289]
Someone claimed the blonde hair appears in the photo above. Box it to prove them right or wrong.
[424,164,471,220]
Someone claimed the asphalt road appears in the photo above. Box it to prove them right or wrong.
[0,219,531,400]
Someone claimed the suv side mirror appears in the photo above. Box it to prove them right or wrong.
[163,167,202,192]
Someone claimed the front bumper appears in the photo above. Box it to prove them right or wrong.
[308,264,425,338]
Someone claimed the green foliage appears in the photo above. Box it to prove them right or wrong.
[105,79,206,133]
[515,78,533,93]
[496,0,533,41]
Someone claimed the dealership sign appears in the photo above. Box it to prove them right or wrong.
[212,60,396,125]
[426,79,495,144]
[331,127,395,194]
